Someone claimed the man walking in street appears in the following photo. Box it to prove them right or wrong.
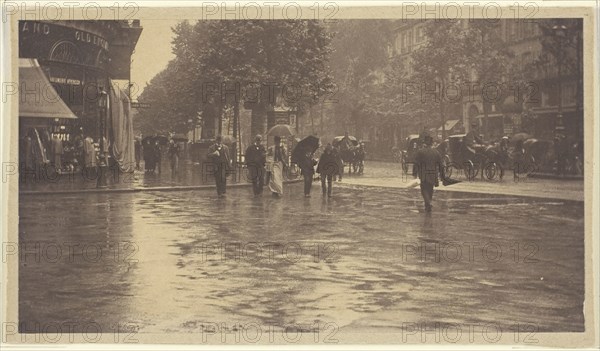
[207,135,231,197]
[245,134,266,197]
[413,133,445,212]
[317,144,337,198]
[297,150,316,197]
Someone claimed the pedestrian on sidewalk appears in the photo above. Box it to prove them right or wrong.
[153,140,162,174]
[134,137,142,170]
[143,139,154,172]
[267,136,288,197]
[317,144,337,198]
[412,134,445,212]
[83,135,96,170]
[245,134,267,197]
[297,150,317,197]
[207,135,231,197]
[167,139,181,175]
[332,144,344,182]
[51,134,63,172]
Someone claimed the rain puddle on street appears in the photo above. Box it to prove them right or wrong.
[19,184,584,334]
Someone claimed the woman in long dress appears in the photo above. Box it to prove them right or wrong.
[267,136,288,196]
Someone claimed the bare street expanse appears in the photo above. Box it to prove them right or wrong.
[19,175,584,337]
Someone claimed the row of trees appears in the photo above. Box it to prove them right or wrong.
[136,19,583,147]
[136,20,334,139]
[344,18,582,143]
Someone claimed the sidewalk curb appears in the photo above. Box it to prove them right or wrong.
[528,173,584,180]
[19,179,303,196]
[336,181,584,202]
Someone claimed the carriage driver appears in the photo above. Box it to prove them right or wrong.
[464,121,486,154]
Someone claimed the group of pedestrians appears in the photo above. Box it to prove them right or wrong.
[207,134,342,199]
[139,138,181,175]
[20,127,107,175]
[209,132,447,212]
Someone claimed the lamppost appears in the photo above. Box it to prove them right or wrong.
[96,88,108,188]
[552,23,568,136]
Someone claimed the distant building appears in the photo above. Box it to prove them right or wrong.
[386,19,582,143]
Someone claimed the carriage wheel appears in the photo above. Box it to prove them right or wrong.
[484,161,501,180]
[401,156,408,174]
[464,160,478,180]
[443,155,453,179]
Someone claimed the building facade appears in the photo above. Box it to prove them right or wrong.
[19,20,142,170]
[386,19,583,144]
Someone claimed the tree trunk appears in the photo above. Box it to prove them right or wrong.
[320,103,324,135]
[482,101,489,140]
[250,103,267,139]
[232,102,239,165]
[310,105,315,134]
[217,102,223,136]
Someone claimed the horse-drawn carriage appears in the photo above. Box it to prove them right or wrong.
[400,134,421,174]
[437,134,506,180]
[332,135,365,175]
[437,132,560,180]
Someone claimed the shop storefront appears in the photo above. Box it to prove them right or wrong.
[19,20,142,172]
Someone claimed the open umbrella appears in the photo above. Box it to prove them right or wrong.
[510,132,532,147]
[155,135,169,145]
[267,124,296,137]
[332,135,359,147]
[141,136,154,145]
[221,135,237,144]
[291,135,320,163]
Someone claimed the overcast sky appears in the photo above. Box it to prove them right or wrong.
[130,19,181,100]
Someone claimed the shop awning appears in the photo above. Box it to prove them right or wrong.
[475,113,504,119]
[19,58,77,119]
[438,119,460,131]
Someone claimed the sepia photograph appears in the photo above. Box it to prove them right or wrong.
[1,1,598,349]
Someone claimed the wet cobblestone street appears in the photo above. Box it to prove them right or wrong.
[19,183,584,335]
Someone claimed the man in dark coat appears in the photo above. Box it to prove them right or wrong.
[167,139,181,175]
[244,134,267,196]
[413,134,445,212]
[207,135,231,197]
[332,144,344,181]
[464,122,485,154]
[317,144,337,197]
[134,137,142,170]
[297,150,316,197]
[153,141,162,174]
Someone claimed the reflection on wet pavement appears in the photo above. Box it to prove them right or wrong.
[19,184,584,333]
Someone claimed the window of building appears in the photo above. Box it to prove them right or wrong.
[416,27,424,43]
[562,82,576,106]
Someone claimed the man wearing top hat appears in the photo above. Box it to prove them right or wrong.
[207,135,231,197]
[464,121,485,154]
[245,134,267,196]
[413,132,445,212]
